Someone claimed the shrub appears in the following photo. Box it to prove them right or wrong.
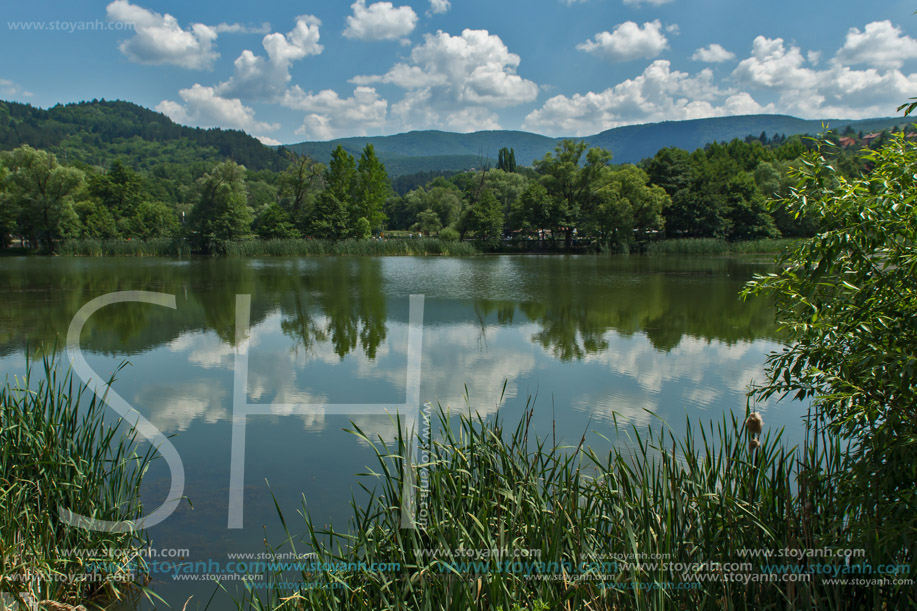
[744,132,917,587]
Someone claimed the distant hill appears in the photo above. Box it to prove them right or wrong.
[285,129,554,167]
[288,114,907,175]
[583,115,907,164]
[0,99,908,179]
[0,99,289,171]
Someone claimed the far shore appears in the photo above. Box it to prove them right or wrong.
[0,237,800,258]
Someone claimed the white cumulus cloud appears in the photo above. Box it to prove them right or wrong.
[429,0,451,14]
[523,60,774,136]
[343,0,418,42]
[733,34,917,119]
[352,28,538,131]
[691,43,735,63]
[106,0,218,69]
[283,86,388,140]
[577,20,668,62]
[834,20,917,70]
[156,84,278,134]
[217,15,323,101]
[212,22,271,35]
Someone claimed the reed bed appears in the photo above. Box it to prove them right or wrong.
[644,238,798,256]
[58,238,191,257]
[235,402,907,611]
[645,238,729,255]
[224,238,478,257]
[726,238,801,254]
[0,355,153,609]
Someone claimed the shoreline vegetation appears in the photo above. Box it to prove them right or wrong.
[3,119,848,259]
[235,403,907,611]
[0,355,153,610]
[10,236,802,258]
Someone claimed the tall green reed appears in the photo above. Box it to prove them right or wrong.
[234,400,902,611]
[223,238,478,257]
[644,238,798,256]
[58,238,191,257]
[1,354,154,609]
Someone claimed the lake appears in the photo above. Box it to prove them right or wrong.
[0,255,805,609]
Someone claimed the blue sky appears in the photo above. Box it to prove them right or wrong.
[2,1,917,143]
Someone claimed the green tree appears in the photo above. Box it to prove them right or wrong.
[399,180,464,231]
[412,208,442,236]
[460,188,503,244]
[246,179,278,213]
[534,140,611,245]
[188,160,252,253]
[0,145,84,251]
[497,147,517,173]
[0,163,13,248]
[353,216,372,240]
[744,133,917,591]
[355,144,389,233]
[307,191,349,239]
[279,152,324,228]
[127,200,179,239]
[643,147,692,197]
[755,160,815,237]
[254,202,300,240]
[509,182,552,240]
[723,171,778,240]
[485,169,527,222]
[74,200,120,239]
[326,146,356,207]
[89,159,146,226]
[584,164,667,248]
[426,182,463,229]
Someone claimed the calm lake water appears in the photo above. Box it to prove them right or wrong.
[0,255,806,608]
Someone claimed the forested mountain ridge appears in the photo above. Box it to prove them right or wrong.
[0,99,290,171]
[584,115,906,164]
[289,114,906,168]
[0,99,905,177]
[285,130,555,173]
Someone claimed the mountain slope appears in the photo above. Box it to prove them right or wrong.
[583,115,906,163]
[0,99,290,171]
[285,130,554,169]
[1,99,907,178]
[288,114,907,172]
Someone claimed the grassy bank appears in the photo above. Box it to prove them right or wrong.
[53,237,478,257]
[224,238,478,257]
[238,404,911,611]
[58,237,192,257]
[33,236,796,257]
[0,356,152,609]
[644,237,800,256]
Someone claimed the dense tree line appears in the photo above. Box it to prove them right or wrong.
[0,100,289,171]
[391,127,893,247]
[1,123,889,254]
[0,142,390,253]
